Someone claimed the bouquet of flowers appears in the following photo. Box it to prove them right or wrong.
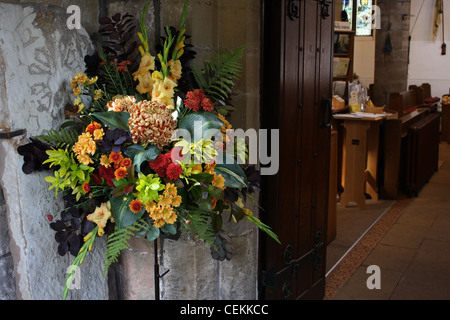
[18,0,278,299]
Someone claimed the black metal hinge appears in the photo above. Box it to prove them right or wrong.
[261,231,324,293]
[0,129,26,140]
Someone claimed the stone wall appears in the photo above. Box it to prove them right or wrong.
[0,2,108,300]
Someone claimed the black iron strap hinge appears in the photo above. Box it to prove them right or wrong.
[315,0,332,19]
[261,240,324,289]
[0,129,26,140]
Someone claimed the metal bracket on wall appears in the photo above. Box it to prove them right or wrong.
[0,129,26,140]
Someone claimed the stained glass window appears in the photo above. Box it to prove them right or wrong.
[342,0,373,36]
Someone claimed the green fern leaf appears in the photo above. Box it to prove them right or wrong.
[193,44,245,103]
[36,128,79,149]
[103,219,150,276]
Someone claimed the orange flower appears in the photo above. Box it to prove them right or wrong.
[114,167,128,180]
[121,158,132,168]
[154,219,165,228]
[86,122,102,134]
[83,182,90,194]
[109,152,124,164]
[129,199,143,214]
[212,173,226,190]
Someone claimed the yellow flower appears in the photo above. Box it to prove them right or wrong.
[168,59,182,81]
[76,153,93,166]
[94,89,103,101]
[77,73,88,85]
[93,128,104,141]
[133,52,155,80]
[100,154,111,168]
[73,86,82,96]
[88,76,98,85]
[77,103,85,113]
[86,202,112,237]
[135,73,154,95]
[73,97,81,106]
[151,77,177,108]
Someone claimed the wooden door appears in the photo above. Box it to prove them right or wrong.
[260,0,333,300]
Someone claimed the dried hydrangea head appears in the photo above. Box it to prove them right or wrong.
[128,100,177,149]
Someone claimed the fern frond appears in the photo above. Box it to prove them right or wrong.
[103,219,150,276]
[36,128,80,149]
[193,44,245,103]
[181,209,216,247]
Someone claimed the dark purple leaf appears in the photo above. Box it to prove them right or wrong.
[58,241,69,256]
[55,231,69,243]
[112,13,121,22]
[71,218,81,230]
[99,16,112,24]
[109,31,121,40]
[50,220,65,232]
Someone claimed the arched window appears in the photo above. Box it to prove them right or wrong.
[342,0,374,36]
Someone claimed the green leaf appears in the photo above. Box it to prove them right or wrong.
[214,151,248,189]
[110,195,144,229]
[178,111,223,140]
[92,112,130,131]
[125,144,161,173]
[211,213,222,233]
[146,225,160,242]
[161,224,177,235]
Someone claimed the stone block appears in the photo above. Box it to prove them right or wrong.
[0,254,17,300]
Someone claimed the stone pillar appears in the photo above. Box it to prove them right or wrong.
[0,3,108,300]
[373,0,411,106]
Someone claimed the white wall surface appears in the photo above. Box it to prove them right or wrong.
[354,35,376,89]
[408,0,450,98]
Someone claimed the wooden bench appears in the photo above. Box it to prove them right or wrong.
[389,88,428,117]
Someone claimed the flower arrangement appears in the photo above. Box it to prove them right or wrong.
[18,0,278,299]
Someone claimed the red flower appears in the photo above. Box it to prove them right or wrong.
[82,182,90,194]
[185,89,207,112]
[129,199,143,214]
[149,153,172,177]
[201,97,214,112]
[92,173,102,185]
[166,163,182,180]
[46,214,53,222]
[99,166,115,181]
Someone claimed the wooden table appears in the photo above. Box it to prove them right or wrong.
[334,112,388,209]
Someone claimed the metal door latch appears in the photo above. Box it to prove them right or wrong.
[0,129,26,140]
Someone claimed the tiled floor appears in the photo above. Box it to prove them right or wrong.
[325,142,450,300]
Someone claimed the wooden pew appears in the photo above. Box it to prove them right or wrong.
[380,86,440,199]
